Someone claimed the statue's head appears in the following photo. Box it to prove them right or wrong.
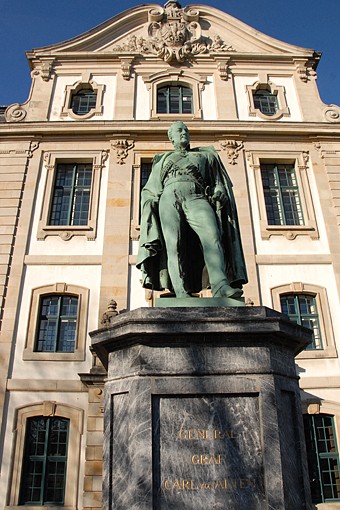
[168,121,190,150]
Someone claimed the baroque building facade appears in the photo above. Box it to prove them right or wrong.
[1,1,340,508]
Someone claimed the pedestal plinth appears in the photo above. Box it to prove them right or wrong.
[90,306,313,510]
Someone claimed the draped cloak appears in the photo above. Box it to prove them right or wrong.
[136,146,248,293]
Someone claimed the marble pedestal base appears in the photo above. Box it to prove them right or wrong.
[91,306,313,510]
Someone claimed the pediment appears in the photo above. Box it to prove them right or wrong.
[29,2,315,62]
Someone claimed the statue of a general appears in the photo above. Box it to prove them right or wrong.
[136,121,247,298]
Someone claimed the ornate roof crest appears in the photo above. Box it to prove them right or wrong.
[112,1,235,63]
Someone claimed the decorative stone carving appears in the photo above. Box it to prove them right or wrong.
[324,105,340,123]
[216,59,230,81]
[27,141,40,158]
[101,299,119,327]
[296,59,317,83]
[5,103,27,122]
[112,1,235,64]
[119,57,134,80]
[220,140,244,165]
[111,139,135,165]
[31,59,54,81]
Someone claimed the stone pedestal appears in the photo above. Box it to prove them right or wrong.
[90,306,313,510]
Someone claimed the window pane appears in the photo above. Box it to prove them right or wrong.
[253,89,278,116]
[49,164,92,226]
[280,294,322,350]
[261,164,304,226]
[21,417,69,505]
[35,295,78,353]
[71,88,97,115]
[157,85,193,114]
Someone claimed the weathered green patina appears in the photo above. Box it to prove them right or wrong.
[137,121,247,298]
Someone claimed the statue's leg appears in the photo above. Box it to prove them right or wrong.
[184,195,242,298]
[159,189,190,298]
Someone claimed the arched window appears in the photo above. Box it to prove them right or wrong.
[7,402,83,508]
[20,416,69,505]
[157,85,193,114]
[303,413,340,503]
[23,283,89,362]
[253,88,278,116]
[70,87,97,116]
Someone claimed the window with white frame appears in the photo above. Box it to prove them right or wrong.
[38,150,106,240]
[246,81,290,120]
[7,402,83,509]
[61,80,104,120]
[141,70,205,119]
[248,151,318,240]
[271,283,336,358]
[23,283,89,362]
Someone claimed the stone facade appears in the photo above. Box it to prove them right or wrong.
[0,2,340,509]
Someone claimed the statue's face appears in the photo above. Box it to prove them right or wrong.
[170,122,190,149]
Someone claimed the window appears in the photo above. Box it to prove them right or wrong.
[141,70,205,119]
[70,88,97,116]
[280,294,322,349]
[49,163,92,227]
[140,162,152,192]
[271,283,336,359]
[61,79,104,120]
[157,85,193,114]
[36,295,78,353]
[246,80,290,120]
[20,416,69,505]
[261,164,304,226]
[38,150,106,240]
[23,283,89,361]
[304,414,340,503]
[253,89,278,116]
[7,402,83,509]
[247,151,318,239]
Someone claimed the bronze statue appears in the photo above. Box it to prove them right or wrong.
[137,121,247,298]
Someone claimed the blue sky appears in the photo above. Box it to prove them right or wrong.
[1,0,339,107]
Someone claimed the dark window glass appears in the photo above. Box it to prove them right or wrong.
[261,163,304,226]
[157,85,193,114]
[35,295,78,353]
[49,163,92,226]
[20,416,69,505]
[70,88,97,115]
[304,414,340,503]
[140,162,152,191]
[280,294,322,349]
[253,89,278,116]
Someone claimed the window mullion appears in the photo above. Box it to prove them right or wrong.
[41,418,50,505]
[55,296,62,352]
[275,165,286,224]
[313,416,325,502]
[68,165,77,225]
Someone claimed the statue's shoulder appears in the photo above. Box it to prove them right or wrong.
[153,152,172,166]
[197,146,218,158]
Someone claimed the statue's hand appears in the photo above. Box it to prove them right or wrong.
[212,190,227,209]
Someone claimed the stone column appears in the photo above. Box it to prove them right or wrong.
[91,306,313,510]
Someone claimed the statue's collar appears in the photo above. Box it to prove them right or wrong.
[174,144,191,155]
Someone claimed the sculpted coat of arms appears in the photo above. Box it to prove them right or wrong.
[113,1,235,63]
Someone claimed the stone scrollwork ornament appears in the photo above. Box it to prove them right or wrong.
[324,105,340,123]
[5,103,27,122]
